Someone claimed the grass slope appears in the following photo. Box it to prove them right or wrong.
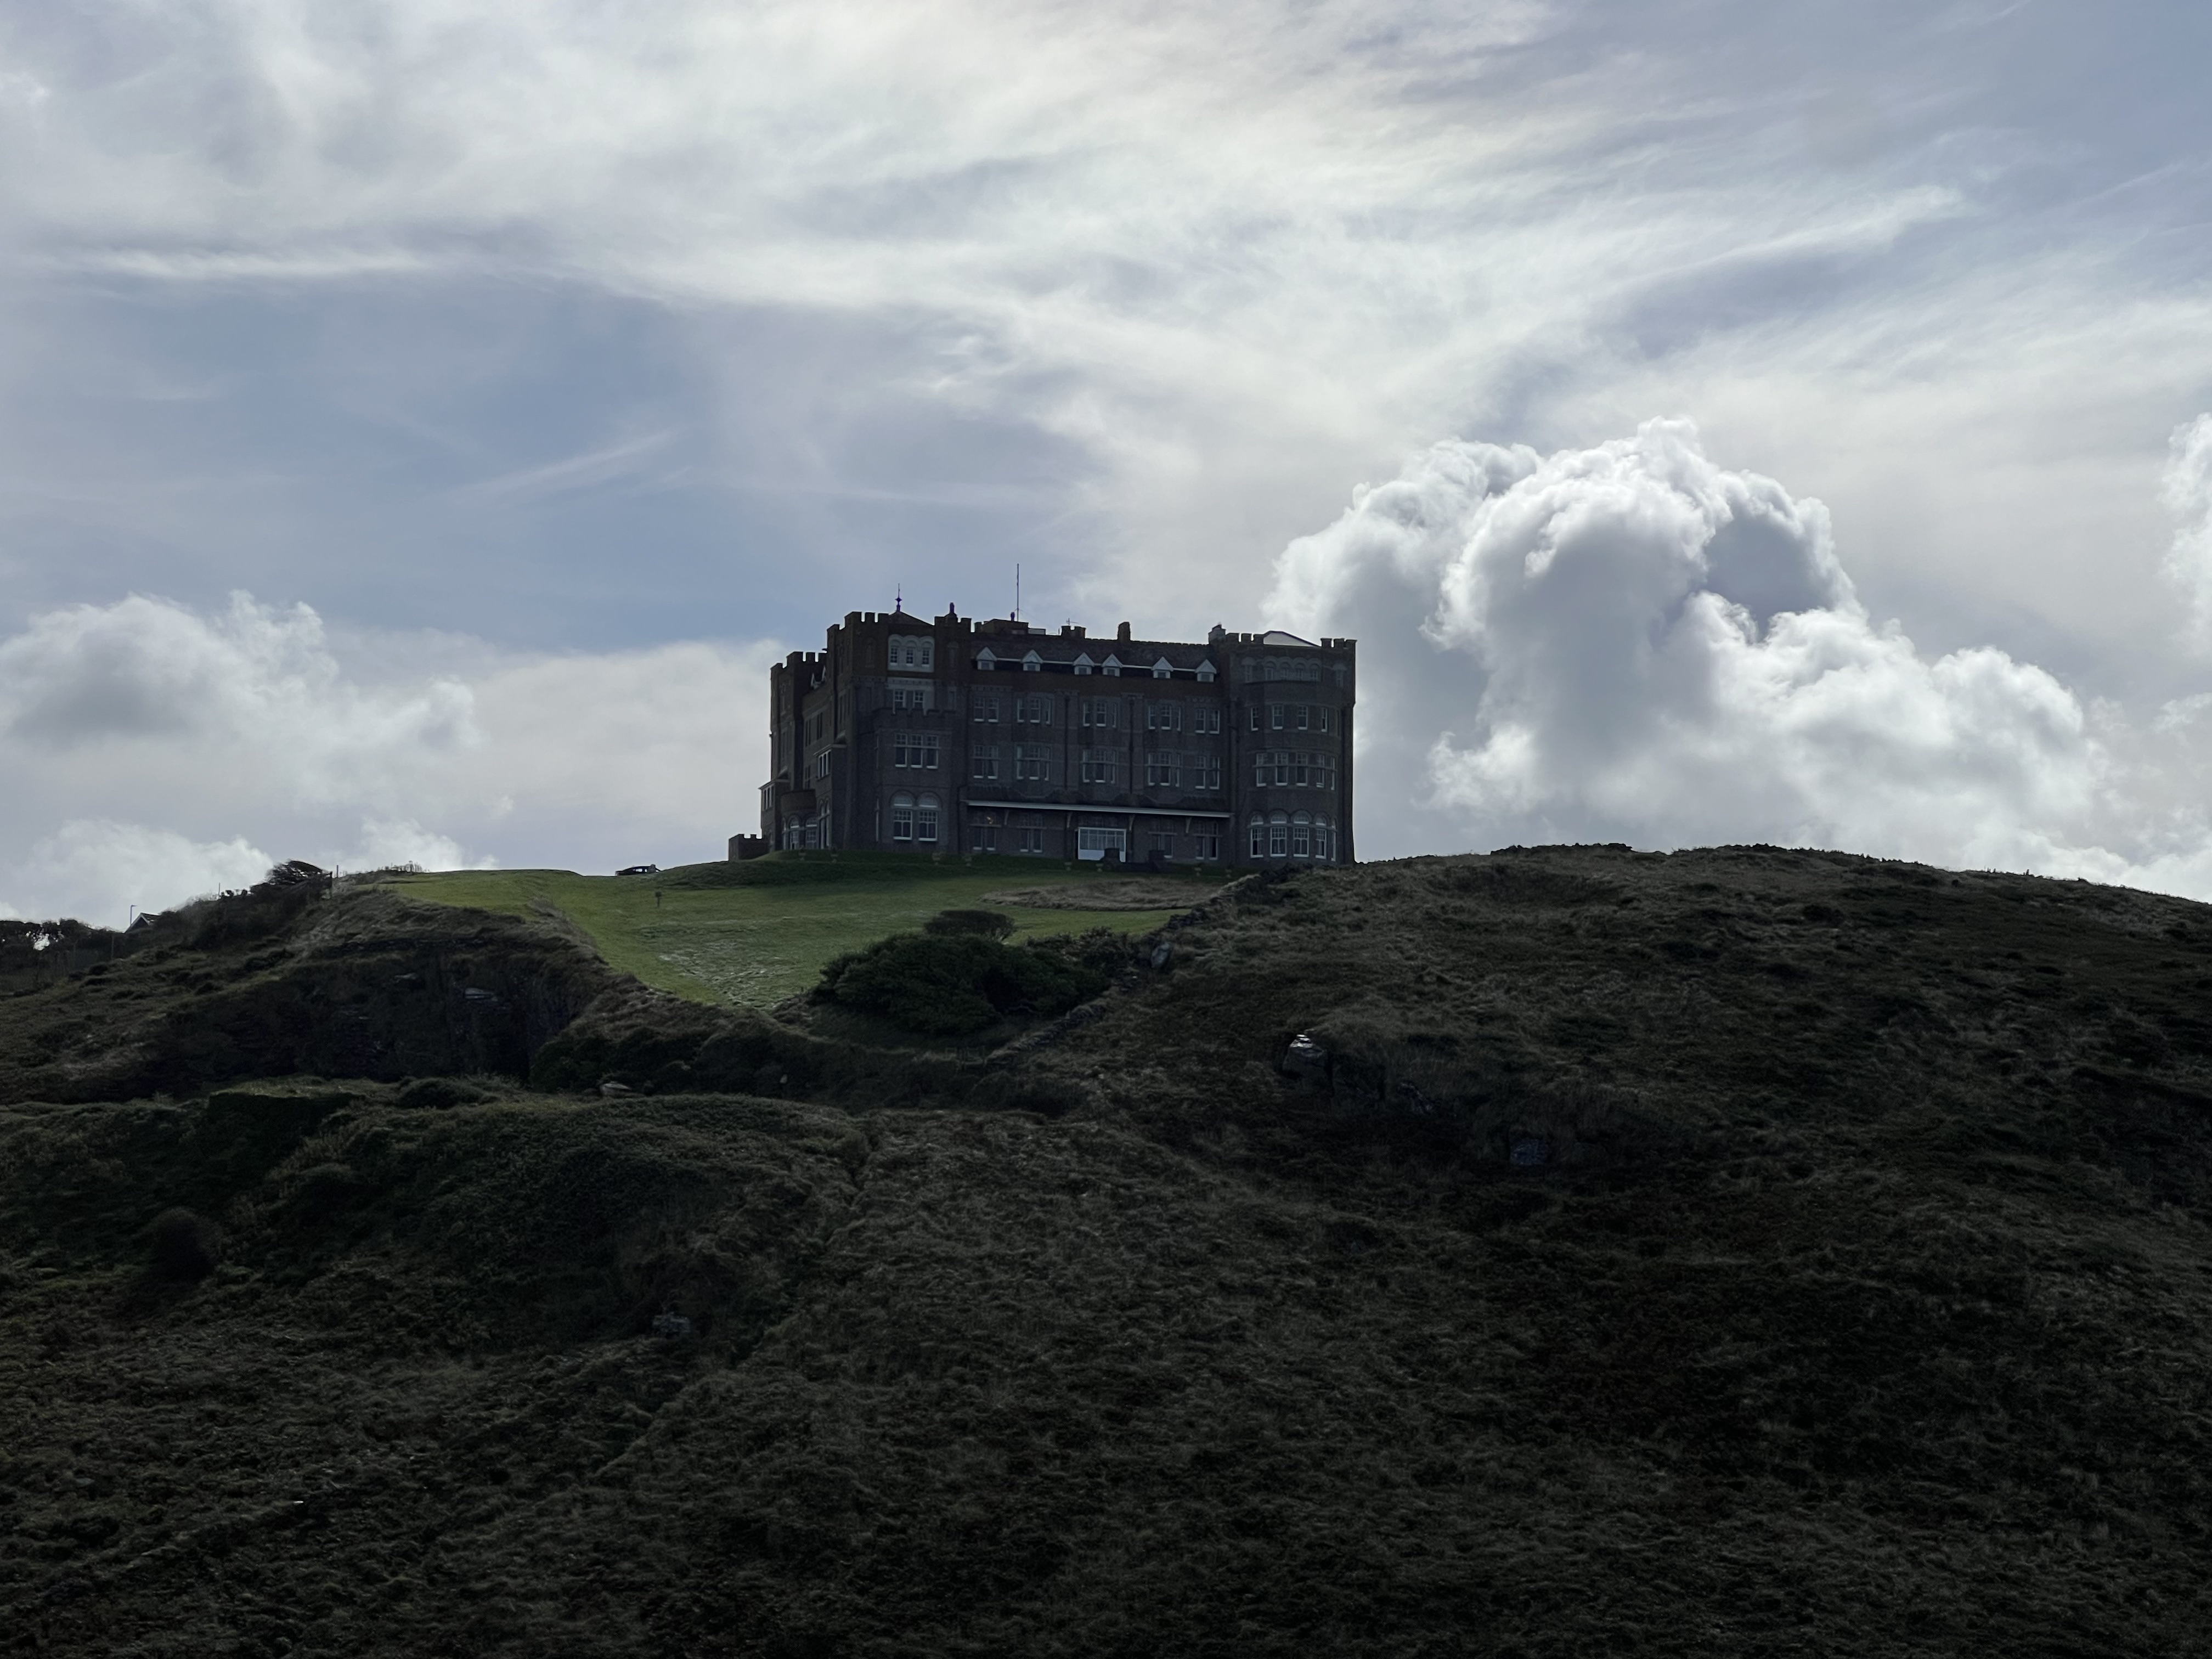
[386,853,1211,1008]
[5,846,2212,1655]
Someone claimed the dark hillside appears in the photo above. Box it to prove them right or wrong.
[4,846,2211,1655]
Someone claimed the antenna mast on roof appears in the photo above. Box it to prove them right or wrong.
[1013,563,1020,621]
[895,583,901,614]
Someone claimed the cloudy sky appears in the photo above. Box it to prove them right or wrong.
[2,0,2209,922]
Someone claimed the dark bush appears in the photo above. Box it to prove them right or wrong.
[145,1207,223,1281]
[923,908,1015,940]
[815,932,1109,1036]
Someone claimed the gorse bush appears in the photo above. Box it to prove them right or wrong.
[922,908,1015,940]
[144,1207,222,1281]
[814,932,1110,1035]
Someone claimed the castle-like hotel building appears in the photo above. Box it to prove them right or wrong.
[759,610,1354,866]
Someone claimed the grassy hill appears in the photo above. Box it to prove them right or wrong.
[4,845,2212,1655]
[383,852,1215,1008]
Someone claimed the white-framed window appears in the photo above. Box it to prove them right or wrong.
[1291,812,1312,858]
[916,793,940,844]
[1248,815,1265,859]
[1191,754,1221,792]
[1080,696,1114,729]
[1080,749,1117,784]
[890,683,934,713]
[1296,705,1311,731]
[1022,650,1042,672]
[1269,812,1289,858]
[1315,817,1334,861]
[1146,701,1180,731]
[1145,752,1181,788]
[972,745,999,781]
[975,647,997,671]
[1271,703,1286,730]
[972,824,998,853]
[1291,753,1308,787]
[1152,657,1173,679]
[1015,695,1051,725]
[1316,752,1335,790]
[1248,706,1262,732]
[1074,653,1094,675]
[891,792,916,840]
[1190,704,1221,735]
[1193,831,1221,861]
[1102,655,1123,676]
[891,735,939,769]
[1196,661,1217,684]
[1019,825,1045,853]
[1014,745,1049,781]
[974,693,1001,724]
[1147,830,1175,856]
[1315,707,1330,732]
[889,634,934,672]
[1077,827,1127,856]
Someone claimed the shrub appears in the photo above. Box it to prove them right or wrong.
[815,932,1109,1036]
[145,1207,223,1281]
[923,908,1015,940]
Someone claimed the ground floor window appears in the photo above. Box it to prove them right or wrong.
[1077,826,1127,860]
[1019,826,1045,853]
[1193,831,1220,861]
[1249,816,1266,859]
[1147,830,1175,856]
[972,823,998,853]
[891,793,915,840]
[1291,812,1312,858]
[916,793,940,844]
[1269,812,1289,858]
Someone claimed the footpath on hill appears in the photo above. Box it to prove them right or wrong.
[3,845,2211,1656]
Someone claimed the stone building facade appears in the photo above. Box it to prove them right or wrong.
[760,610,1355,866]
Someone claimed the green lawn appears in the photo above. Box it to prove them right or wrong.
[384,853,1223,1009]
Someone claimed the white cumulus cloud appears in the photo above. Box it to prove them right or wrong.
[0,592,777,921]
[1273,419,2212,895]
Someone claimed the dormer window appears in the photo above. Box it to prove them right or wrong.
[1151,656,1173,679]
[1196,659,1216,683]
[1074,653,1094,675]
[1102,654,1122,676]
[889,634,934,672]
[1022,650,1043,672]
[975,647,997,670]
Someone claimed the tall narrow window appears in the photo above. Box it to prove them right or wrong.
[972,746,999,781]
[916,794,940,844]
[1269,812,1289,858]
[1249,816,1266,859]
[1291,812,1312,857]
[891,793,916,840]
[974,693,1001,724]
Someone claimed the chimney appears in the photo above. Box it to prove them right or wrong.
[1116,621,1132,642]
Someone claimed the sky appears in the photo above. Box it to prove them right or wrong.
[1,0,2209,923]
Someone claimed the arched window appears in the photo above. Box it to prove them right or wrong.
[1315,817,1333,862]
[1269,811,1289,859]
[1248,814,1266,860]
[890,792,916,841]
[1291,811,1312,859]
[917,792,941,844]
